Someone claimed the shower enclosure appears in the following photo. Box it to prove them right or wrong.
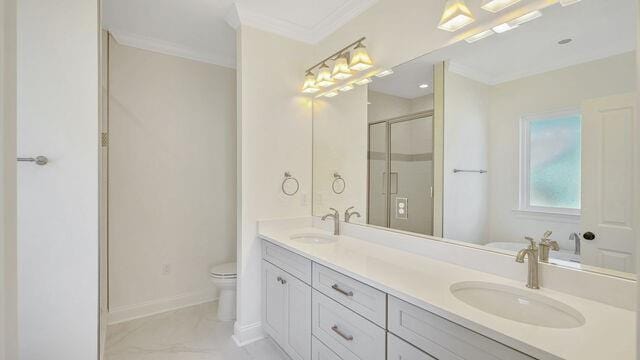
[367,111,435,235]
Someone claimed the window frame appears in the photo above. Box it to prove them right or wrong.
[518,108,581,217]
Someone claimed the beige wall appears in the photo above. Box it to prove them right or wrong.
[1,0,17,358]
[235,25,313,344]
[487,52,636,249]
[443,69,490,244]
[108,41,237,321]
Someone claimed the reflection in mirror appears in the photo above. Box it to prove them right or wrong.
[312,0,637,276]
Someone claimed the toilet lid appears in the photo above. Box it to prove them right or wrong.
[210,262,237,277]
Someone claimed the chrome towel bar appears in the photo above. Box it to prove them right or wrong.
[453,169,486,174]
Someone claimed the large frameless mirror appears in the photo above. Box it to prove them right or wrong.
[312,0,637,278]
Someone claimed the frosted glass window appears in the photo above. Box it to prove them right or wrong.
[526,114,581,210]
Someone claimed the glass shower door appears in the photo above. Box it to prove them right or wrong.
[389,116,434,235]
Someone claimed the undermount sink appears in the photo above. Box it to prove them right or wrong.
[290,232,337,244]
[450,281,585,329]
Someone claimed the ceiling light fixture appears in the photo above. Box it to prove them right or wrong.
[438,0,475,32]
[355,78,373,86]
[332,53,353,80]
[349,42,374,71]
[465,29,495,43]
[559,0,581,6]
[481,0,521,13]
[301,37,375,97]
[419,84,430,89]
[492,10,542,33]
[316,62,335,88]
[301,71,320,94]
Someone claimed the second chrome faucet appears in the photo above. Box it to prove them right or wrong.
[321,206,361,236]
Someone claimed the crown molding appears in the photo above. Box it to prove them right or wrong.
[226,0,378,44]
[108,29,236,69]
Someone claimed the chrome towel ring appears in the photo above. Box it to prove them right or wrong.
[332,172,346,194]
[282,172,299,196]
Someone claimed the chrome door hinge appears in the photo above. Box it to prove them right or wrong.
[101,132,109,147]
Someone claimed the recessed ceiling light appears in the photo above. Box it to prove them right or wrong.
[465,29,495,43]
[419,84,430,89]
[558,38,573,45]
[481,0,521,13]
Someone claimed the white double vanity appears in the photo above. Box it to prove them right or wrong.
[258,218,634,360]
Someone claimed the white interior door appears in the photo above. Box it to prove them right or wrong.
[17,0,100,358]
[581,93,636,273]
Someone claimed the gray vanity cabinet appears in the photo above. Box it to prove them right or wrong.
[262,259,312,360]
[262,240,536,360]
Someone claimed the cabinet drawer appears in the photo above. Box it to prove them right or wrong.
[388,296,534,360]
[388,333,436,360]
[312,336,342,360]
[312,263,386,327]
[312,290,385,360]
[263,240,312,284]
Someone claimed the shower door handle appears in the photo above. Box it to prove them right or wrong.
[17,156,48,165]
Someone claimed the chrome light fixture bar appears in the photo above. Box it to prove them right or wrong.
[301,37,375,94]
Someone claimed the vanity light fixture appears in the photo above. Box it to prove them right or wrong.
[492,10,542,33]
[481,0,521,13]
[465,29,495,43]
[339,84,355,92]
[316,62,335,88]
[418,84,430,89]
[375,69,394,78]
[438,0,475,32]
[301,71,320,93]
[301,37,374,95]
[355,77,373,86]
[559,0,581,6]
[349,42,374,71]
[332,53,353,80]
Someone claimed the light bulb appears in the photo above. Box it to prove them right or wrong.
[438,0,475,32]
[332,54,352,80]
[349,43,373,71]
[316,63,335,88]
[301,72,320,93]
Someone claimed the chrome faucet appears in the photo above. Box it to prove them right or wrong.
[344,206,361,223]
[538,230,559,262]
[569,232,581,255]
[321,208,340,235]
[515,237,540,289]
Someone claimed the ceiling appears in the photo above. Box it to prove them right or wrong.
[102,0,378,68]
[370,0,637,99]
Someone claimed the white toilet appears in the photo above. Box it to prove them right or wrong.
[209,262,237,321]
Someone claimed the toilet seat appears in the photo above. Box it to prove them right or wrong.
[209,262,237,279]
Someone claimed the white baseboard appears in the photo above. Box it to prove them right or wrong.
[107,290,217,325]
[232,321,264,347]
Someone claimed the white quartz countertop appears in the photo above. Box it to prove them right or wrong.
[258,227,636,360]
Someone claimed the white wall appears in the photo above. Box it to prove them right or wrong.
[443,69,491,244]
[235,25,313,345]
[313,86,368,221]
[17,0,99,358]
[107,41,237,322]
[1,0,17,358]
[487,52,636,249]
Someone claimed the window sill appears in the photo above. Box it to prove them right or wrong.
[511,208,580,223]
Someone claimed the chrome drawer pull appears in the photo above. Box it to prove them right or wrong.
[331,325,353,341]
[331,284,353,297]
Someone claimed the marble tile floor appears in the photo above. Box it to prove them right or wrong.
[105,302,289,360]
